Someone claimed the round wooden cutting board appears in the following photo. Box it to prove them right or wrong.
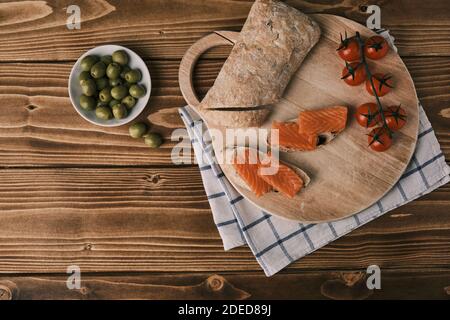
[179,14,419,223]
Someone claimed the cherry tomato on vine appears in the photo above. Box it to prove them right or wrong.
[366,73,393,97]
[364,36,389,60]
[341,62,366,86]
[337,32,361,61]
[384,105,407,131]
[355,103,381,128]
[368,127,392,152]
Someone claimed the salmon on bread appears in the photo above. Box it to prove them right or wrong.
[298,106,348,135]
[232,148,272,197]
[270,121,318,151]
[231,147,310,198]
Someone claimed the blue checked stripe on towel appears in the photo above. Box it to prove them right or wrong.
[177,31,450,276]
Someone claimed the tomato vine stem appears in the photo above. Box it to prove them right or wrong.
[355,32,392,136]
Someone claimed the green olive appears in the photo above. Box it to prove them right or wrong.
[124,69,141,84]
[129,84,146,98]
[121,96,136,109]
[111,85,128,100]
[97,101,108,108]
[120,65,131,79]
[80,79,97,97]
[109,99,120,108]
[144,132,163,148]
[129,122,148,139]
[95,106,112,120]
[95,77,109,91]
[99,88,112,103]
[112,50,129,65]
[106,62,121,79]
[90,61,106,79]
[80,55,98,72]
[101,55,113,65]
[112,103,128,120]
[109,78,123,87]
[78,71,91,83]
[79,95,96,111]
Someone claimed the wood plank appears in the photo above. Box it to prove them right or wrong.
[0,0,448,299]
[0,269,449,299]
[0,166,448,273]
[0,60,188,166]
[0,57,449,167]
[0,0,449,62]
[403,57,450,134]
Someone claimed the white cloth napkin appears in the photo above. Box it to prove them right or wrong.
[177,31,450,276]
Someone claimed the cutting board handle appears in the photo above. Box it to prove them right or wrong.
[178,31,239,107]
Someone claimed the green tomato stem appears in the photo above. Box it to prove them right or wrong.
[355,32,392,136]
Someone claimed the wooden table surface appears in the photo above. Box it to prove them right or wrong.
[0,0,449,300]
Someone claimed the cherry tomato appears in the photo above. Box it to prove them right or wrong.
[368,127,392,152]
[355,103,381,128]
[384,105,407,131]
[341,62,366,86]
[364,36,389,60]
[366,73,393,96]
[337,33,361,61]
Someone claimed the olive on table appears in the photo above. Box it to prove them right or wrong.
[80,79,97,97]
[80,55,98,72]
[120,65,131,79]
[99,88,112,103]
[144,132,163,148]
[112,50,129,65]
[95,106,112,120]
[112,103,128,120]
[90,61,106,79]
[78,71,91,83]
[111,85,128,100]
[129,84,146,98]
[109,99,120,108]
[124,69,141,84]
[129,122,148,139]
[101,55,113,65]
[79,95,96,111]
[121,96,136,109]
[95,77,109,91]
[109,78,123,87]
[106,63,121,79]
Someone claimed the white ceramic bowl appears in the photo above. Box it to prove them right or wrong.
[68,45,151,127]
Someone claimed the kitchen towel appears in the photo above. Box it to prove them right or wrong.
[178,31,450,277]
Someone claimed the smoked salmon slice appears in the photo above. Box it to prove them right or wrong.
[232,148,272,197]
[298,106,348,135]
[258,162,304,198]
[233,148,306,198]
[271,121,318,151]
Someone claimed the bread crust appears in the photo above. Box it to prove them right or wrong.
[201,107,272,128]
[198,0,321,128]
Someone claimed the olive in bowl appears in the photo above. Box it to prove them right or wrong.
[69,45,151,127]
